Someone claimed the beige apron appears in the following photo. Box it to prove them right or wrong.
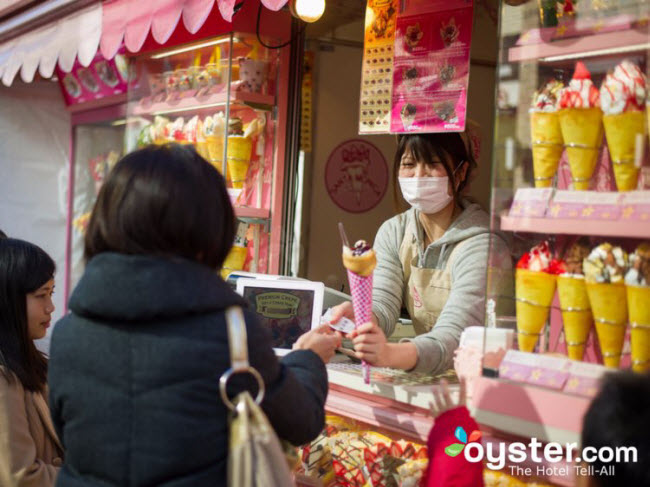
[399,222,467,335]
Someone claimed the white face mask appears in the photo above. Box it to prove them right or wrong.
[398,176,453,214]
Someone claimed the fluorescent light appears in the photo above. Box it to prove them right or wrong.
[152,101,228,116]
[540,43,650,62]
[150,37,236,59]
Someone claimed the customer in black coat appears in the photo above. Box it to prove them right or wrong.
[48,144,341,486]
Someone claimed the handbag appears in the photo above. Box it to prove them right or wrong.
[220,306,295,487]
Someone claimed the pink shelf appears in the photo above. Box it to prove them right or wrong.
[501,213,650,238]
[132,91,275,116]
[234,207,270,221]
[509,24,649,62]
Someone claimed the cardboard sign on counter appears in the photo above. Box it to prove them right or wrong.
[499,350,570,390]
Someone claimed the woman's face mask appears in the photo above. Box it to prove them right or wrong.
[398,176,453,214]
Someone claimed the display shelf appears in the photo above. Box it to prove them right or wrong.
[508,24,649,63]
[472,377,591,445]
[234,206,270,223]
[325,384,433,444]
[131,90,275,117]
[500,213,650,238]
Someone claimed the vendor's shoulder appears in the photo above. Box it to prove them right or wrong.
[377,208,415,235]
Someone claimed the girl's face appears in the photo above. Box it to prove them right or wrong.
[26,279,55,340]
[398,149,449,179]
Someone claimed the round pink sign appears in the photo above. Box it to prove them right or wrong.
[325,139,389,213]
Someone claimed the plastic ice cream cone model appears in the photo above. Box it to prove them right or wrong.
[515,242,562,353]
[226,117,252,189]
[220,223,249,280]
[341,233,377,384]
[558,62,603,190]
[184,115,199,149]
[530,79,564,188]
[195,118,209,160]
[557,240,593,361]
[625,243,650,372]
[584,243,629,368]
[168,117,187,144]
[203,114,226,174]
[152,116,170,144]
[600,60,647,191]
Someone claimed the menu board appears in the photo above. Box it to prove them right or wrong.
[359,0,400,134]
[390,0,473,133]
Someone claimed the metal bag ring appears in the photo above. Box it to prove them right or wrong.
[632,359,650,366]
[532,140,563,147]
[560,306,591,312]
[219,367,265,411]
[517,329,543,336]
[565,339,587,346]
[611,158,634,165]
[534,175,554,181]
[630,322,650,330]
[565,143,598,149]
[602,351,622,358]
[515,297,551,308]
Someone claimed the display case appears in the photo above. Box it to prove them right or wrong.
[473,2,650,485]
[125,33,286,279]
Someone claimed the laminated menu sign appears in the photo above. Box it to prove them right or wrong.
[547,190,623,220]
[359,0,399,134]
[619,190,650,222]
[391,0,473,134]
[509,188,554,218]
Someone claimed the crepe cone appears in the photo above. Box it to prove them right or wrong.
[558,107,603,190]
[206,134,225,172]
[220,245,248,279]
[603,111,645,191]
[627,285,650,373]
[227,136,253,189]
[586,282,627,368]
[195,140,210,161]
[516,269,557,353]
[530,111,563,188]
[557,275,593,361]
[347,270,373,383]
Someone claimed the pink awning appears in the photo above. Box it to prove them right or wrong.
[0,0,290,86]
[101,0,290,60]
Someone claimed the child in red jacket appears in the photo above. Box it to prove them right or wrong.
[425,377,484,487]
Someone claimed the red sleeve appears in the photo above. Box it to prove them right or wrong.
[424,406,484,487]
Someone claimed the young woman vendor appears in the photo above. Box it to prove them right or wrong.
[331,128,510,375]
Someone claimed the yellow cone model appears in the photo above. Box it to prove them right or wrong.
[584,243,629,368]
[558,62,603,191]
[530,80,564,188]
[600,60,647,191]
[557,241,593,361]
[625,243,650,372]
[516,242,560,353]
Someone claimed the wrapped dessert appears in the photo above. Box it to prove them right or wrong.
[558,62,603,190]
[204,113,226,173]
[342,237,377,384]
[625,243,650,372]
[583,243,628,368]
[600,60,646,191]
[530,79,564,188]
[515,241,562,353]
[556,240,593,361]
[226,117,253,189]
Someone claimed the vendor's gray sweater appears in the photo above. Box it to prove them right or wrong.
[372,201,510,374]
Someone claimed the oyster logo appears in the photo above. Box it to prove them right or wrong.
[255,293,300,319]
[445,426,482,457]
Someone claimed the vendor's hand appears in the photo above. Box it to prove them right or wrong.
[348,321,390,367]
[329,302,355,324]
[293,324,342,364]
[429,377,466,419]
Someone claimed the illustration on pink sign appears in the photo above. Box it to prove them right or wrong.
[325,139,388,213]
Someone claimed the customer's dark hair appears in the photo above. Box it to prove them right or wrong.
[85,144,236,269]
[0,238,54,391]
[0,229,7,239]
[581,371,650,487]
[392,133,477,209]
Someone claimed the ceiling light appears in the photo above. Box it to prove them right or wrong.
[289,0,325,23]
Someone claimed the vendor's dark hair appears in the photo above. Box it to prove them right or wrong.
[392,133,477,209]
[85,144,236,270]
[581,371,650,487]
[0,238,54,391]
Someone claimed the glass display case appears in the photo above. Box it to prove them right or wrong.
[472,3,650,484]
[125,33,283,280]
[486,0,650,369]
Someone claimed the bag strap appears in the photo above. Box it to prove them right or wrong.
[220,306,265,410]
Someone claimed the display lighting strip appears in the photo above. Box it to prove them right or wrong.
[540,43,650,62]
[151,101,230,116]
[150,37,238,59]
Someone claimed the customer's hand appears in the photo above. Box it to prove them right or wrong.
[329,301,355,324]
[348,321,390,367]
[293,324,342,363]
[429,378,466,419]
